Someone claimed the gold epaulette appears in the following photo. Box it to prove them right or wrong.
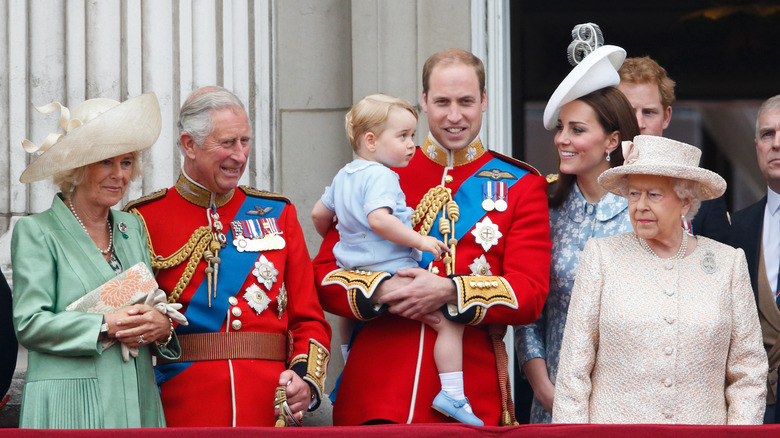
[239,186,291,204]
[451,275,518,325]
[490,151,542,176]
[546,173,559,184]
[123,188,168,212]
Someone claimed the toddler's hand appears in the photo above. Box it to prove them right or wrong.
[417,235,449,261]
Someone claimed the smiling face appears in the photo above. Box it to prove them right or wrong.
[182,107,251,194]
[627,174,689,245]
[555,99,618,181]
[76,153,135,208]
[756,108,780,193]
[617,81,671,136]
[362,108,417,168]
[421,63,487,151]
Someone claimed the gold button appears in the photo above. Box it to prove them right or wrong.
[232,307,242,317]
[228,296,238,305]
[432,267,440,275]
[445,175,454,183]
[231,320,242,330]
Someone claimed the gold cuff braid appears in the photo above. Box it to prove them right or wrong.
[303,339,329,401]
[451,275,518,323]
[321,269,390,320]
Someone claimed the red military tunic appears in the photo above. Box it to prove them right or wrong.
[314,136,551,425]
[127,174,331,427]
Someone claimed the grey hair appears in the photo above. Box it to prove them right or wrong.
[53,151,142,195]
[671,178,702,221]
[178,86,247,146]
[756,95,780,139]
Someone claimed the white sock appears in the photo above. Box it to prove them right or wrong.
[340,344,349,362]
[439,371,472,413]
[440,371,465,400]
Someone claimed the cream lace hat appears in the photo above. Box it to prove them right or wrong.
[598,135,727,200]
[19,93,161,183]
[543,23,625,130]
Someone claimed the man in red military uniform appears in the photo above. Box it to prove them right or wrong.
[314,48,551,425]
[127,86,331,427]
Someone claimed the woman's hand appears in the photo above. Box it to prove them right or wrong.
[523,357,555,414]
[110,304,171,347]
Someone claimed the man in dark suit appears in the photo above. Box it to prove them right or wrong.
[730,94,780,423]
[0,270,17,411]
[618,56,730,241]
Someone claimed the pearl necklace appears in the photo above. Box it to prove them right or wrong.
[639,228,688,261]
[67,200,113,255]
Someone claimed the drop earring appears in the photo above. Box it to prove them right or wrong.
[605,151,611,162]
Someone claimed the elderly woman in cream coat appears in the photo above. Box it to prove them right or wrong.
[552,135,767,424]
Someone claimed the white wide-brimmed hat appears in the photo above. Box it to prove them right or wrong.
[598,135,726,200]
[19,93,161,183]
[543,23,626,130]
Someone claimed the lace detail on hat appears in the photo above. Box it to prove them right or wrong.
[567,23,604,66]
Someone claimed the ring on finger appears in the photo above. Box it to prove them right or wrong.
[138,334,145,344]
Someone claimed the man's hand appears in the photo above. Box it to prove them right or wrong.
[376,267,456,322]
[278,370,311,423]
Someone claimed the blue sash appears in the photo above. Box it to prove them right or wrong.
[156,195,287,384]
[418,158,528,268]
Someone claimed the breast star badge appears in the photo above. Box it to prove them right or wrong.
[471,217,502,251]
[243,284,270,315]
[252,255,279,289]
[469,255,493,275]
[277,283,288,320]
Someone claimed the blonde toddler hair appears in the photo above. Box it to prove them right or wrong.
[345,94,418,153]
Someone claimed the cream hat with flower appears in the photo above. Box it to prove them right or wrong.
[543,23,626,130]
[598,135,726,200]
[19,93,161,183]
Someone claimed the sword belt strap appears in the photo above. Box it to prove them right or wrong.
[158,332,287,364]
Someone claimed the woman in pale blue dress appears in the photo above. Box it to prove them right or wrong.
[514,30,641,423]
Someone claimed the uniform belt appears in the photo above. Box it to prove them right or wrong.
[158,332,287,364]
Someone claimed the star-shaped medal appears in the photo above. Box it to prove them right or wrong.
[277,283,288,320]
[471,217,503,251]
[252,255,279,290]
[469,255,493,275]
[243,284,271,315]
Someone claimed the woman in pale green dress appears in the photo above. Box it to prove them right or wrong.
[12,94,179,428]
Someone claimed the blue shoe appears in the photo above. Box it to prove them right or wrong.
[431,390,484,426]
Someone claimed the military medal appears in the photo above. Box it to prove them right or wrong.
[244,283,271,315]
[231,218,286,252]
[252,255,279,289]
[481,181,495,211]
[494,182,508,212]
[277,283,288,320]
[468,255,492,275]
[471,217,502,251]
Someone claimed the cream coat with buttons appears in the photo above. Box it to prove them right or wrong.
[553,233,767,425]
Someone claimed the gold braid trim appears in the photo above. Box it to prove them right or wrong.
[129,208,213,304]
[451,275,518,319]
[411,185,458,274]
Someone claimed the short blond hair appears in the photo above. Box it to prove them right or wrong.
[53,151,142,195]
[619,56,676,110]
[345,94,418,153]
